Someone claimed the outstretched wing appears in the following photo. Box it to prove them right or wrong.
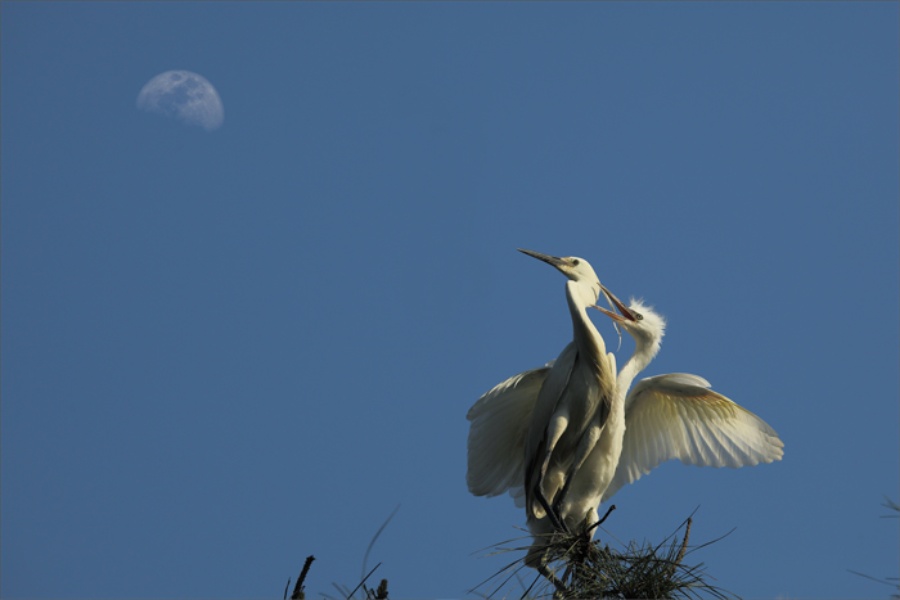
[602,373,784,501]
[467,363,551,498]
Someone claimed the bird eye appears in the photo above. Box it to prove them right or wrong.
[572,259,580,266]
[634,312,644,321]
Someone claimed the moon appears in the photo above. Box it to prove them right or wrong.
[136,70,224,131]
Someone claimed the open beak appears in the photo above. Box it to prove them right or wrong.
[593,285,639,323]
[517,248,571,272]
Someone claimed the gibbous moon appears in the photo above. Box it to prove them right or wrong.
[136,70,224,131]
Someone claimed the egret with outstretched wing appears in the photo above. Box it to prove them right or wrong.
[467,287,783,550]
[559,293,783,532]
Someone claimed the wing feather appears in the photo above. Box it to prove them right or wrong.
[522,344,578,516]
[603,373,783,501]
[467,364,551,497]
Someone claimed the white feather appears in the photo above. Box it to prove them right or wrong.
[466,365,550,498]
[602,373,784,501]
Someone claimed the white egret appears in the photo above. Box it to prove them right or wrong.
[469,249,618,531]
[467,286,783,567]
[582,293,784,510]
[545,292,664,534]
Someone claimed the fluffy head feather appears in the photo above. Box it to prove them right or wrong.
[621,299,666,362]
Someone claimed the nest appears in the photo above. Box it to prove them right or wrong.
[475,512,732,600]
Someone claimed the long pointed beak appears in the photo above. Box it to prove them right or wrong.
[517,248,568,271]
[593,285,639,322]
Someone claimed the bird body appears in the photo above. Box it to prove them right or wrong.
[516,251,617,528]
[466,284,784,560]
[556,297,665,530]
[581,297,783,514]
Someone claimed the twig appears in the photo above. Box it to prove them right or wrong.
[362,505,400,583]
[290,555,316,600]
[346,562,381,599]
[586,504,617,535]
[372,578,389,600]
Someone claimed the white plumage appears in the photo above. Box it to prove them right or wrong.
[508,250,618,529]
[467,289,783,554]
[603,371,784,501]
[466,365,548,500]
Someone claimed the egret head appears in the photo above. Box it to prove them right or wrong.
[518,248,602,299]
[593,289,666,359]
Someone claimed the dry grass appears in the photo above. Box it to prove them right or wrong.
[472,512,734,600]
[848,497,899,599]
[288,509,737,600]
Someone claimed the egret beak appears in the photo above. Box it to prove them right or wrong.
[517,248,570,271]
[593,285,639,323]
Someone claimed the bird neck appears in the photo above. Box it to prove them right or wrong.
[617,338,659,398]
[565,280,606,362]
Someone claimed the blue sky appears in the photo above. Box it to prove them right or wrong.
[2,2,897,598]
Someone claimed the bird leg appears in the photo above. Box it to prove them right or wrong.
[549,476,573,529]
[535,486,570,535]
[549,425,602,528]
[536,564,569,599]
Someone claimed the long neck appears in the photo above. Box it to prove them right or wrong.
[565,280,606,364]
[616,336,659,400]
